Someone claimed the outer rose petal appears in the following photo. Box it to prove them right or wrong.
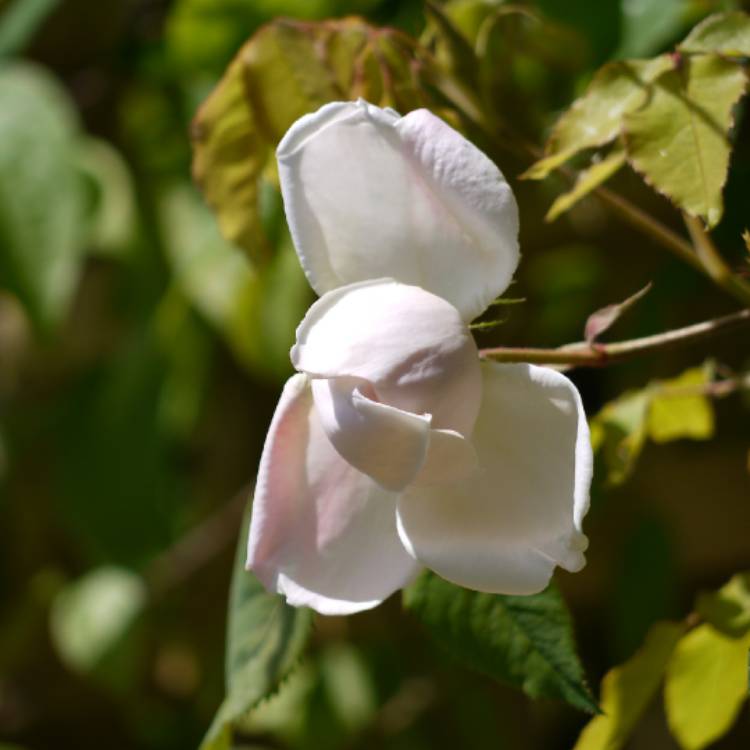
[292,279,482,435]
[396,363,592,595]
[247,374,420,615]
[277,99,519,322]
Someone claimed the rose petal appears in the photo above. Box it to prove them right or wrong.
[310,376,432,491]
[396,362,592,595]
[247,374,420,615]
[292,279,482,435]
[277,99,519,321]
[414,428,478,486]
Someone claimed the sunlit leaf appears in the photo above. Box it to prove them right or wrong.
[592,363,716,485]
[624,53,746,228]
[403,572,597,714]
[583,280,651,343]
[49,566,146,673]
[696,572,750,639]
[546,147,626,222]
[679,11,750,57]
[590,389,650,486]
[201,497,313,750]
[523,55,672,180]
[648,364,715,443]
[0,62,86,331]
[664,624,750,750]
[574,621,685,750]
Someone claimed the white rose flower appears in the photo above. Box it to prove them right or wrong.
[247,100,592,615]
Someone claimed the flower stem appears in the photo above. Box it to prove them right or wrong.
[479,308,750,369]
[683,214,750,307]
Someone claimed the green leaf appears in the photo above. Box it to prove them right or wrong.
[523,55,672,180]
[403,572,597,714]
[0,62,87,331]
[201,496,313,750]
[664,624,750,750]
[647,364,715,443]
[696,572,750,639]
[679,11,750,58]
[573,621,685,750]
[624,53,746,228]
[590,389,651,486]
[545,147,626,222]
[591,363,716,485]
[191,17,430,261]
[0,0,59,57]
[49,566,146,673]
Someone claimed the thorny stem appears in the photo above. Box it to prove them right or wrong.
[479,308,750,369]
[683,213,750,307]
[433,73,750,306]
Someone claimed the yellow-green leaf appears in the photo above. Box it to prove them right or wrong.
[590,389,650,486]
[545,147,626,221]
[523,55,672,180]
[191,51,270,261]
[591,363,716,484]
[696,572,750,638]
[679,11,750,57]
[574,621,685,750]
[664,624,750,750]
[624,53,746,228]
[648,364,715,443]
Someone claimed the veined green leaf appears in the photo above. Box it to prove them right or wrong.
[624,53,746,228]
[696,572,750,639]
[679,11,750,57]
[403,572,597,714]
[201,496,313,750]
[523,55,672,180]
[574,621,685,750]
[545,147,626,222]
[664,624,750,750]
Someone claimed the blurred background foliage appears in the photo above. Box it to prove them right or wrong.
[0,0,749,748]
